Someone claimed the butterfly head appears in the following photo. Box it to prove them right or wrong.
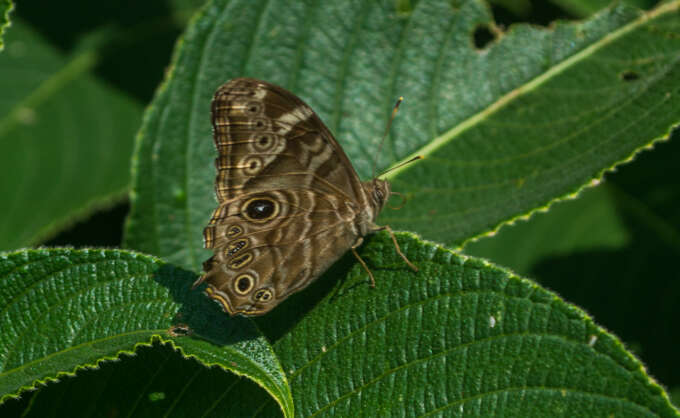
[369,178,391,216]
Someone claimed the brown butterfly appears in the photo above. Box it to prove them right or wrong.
[193,78,418,316]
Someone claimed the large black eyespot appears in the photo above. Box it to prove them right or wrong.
[242,197,279,223]
[247,200,273,218]
[254,288,273,302]
[234,274,254,295]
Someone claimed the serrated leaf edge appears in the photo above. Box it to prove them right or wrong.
[384,1,680,249]
[0,0,13,51]
[263,232,679,415]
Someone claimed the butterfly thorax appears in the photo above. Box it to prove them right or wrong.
[355,178,391,236]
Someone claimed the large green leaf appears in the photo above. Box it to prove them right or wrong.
[248,233,675,416]
[0,248,292,417]
[2,236,675,416]
[382,0,680,247]
[124,0,680,274]
[0,21,142,250]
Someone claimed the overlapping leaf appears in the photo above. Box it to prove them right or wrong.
[0,248,292,417]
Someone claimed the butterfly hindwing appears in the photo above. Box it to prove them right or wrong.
[200,188,360,315]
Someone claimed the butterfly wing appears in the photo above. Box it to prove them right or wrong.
[197,78,370,316]
[210,78,365,205]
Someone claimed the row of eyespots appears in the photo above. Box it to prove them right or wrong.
[222,223,254,272]
[233,273,273,303]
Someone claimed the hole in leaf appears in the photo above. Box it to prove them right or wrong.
[473,24,495,49]
[621,71,640,82]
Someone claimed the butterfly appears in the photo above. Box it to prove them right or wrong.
[193,78,417,316]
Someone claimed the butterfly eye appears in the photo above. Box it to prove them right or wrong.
[254,288,273,302]
[234,274,254,295]
[242,197,279,223]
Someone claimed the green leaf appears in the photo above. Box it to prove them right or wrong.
[2,341,275,417]
[382,1,680,247]
[0,21,142,250]
[3,236,675,416]
[465,127,680,393]
[462,184,631,274]
[0,0,11,51]
[245,233,674,416]
[0,248,292,417]
[124,0,680,273]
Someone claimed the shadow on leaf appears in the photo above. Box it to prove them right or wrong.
[153,264,258,346]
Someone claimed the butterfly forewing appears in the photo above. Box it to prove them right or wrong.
[210,79,364,204]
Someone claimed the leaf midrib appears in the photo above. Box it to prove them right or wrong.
[0,41,98,140]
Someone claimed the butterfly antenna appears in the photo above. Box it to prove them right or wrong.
[372,97,404,179]
[377,155,423,177]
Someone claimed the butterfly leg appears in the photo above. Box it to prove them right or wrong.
[378,225,419,272]
[351,237,376,288]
